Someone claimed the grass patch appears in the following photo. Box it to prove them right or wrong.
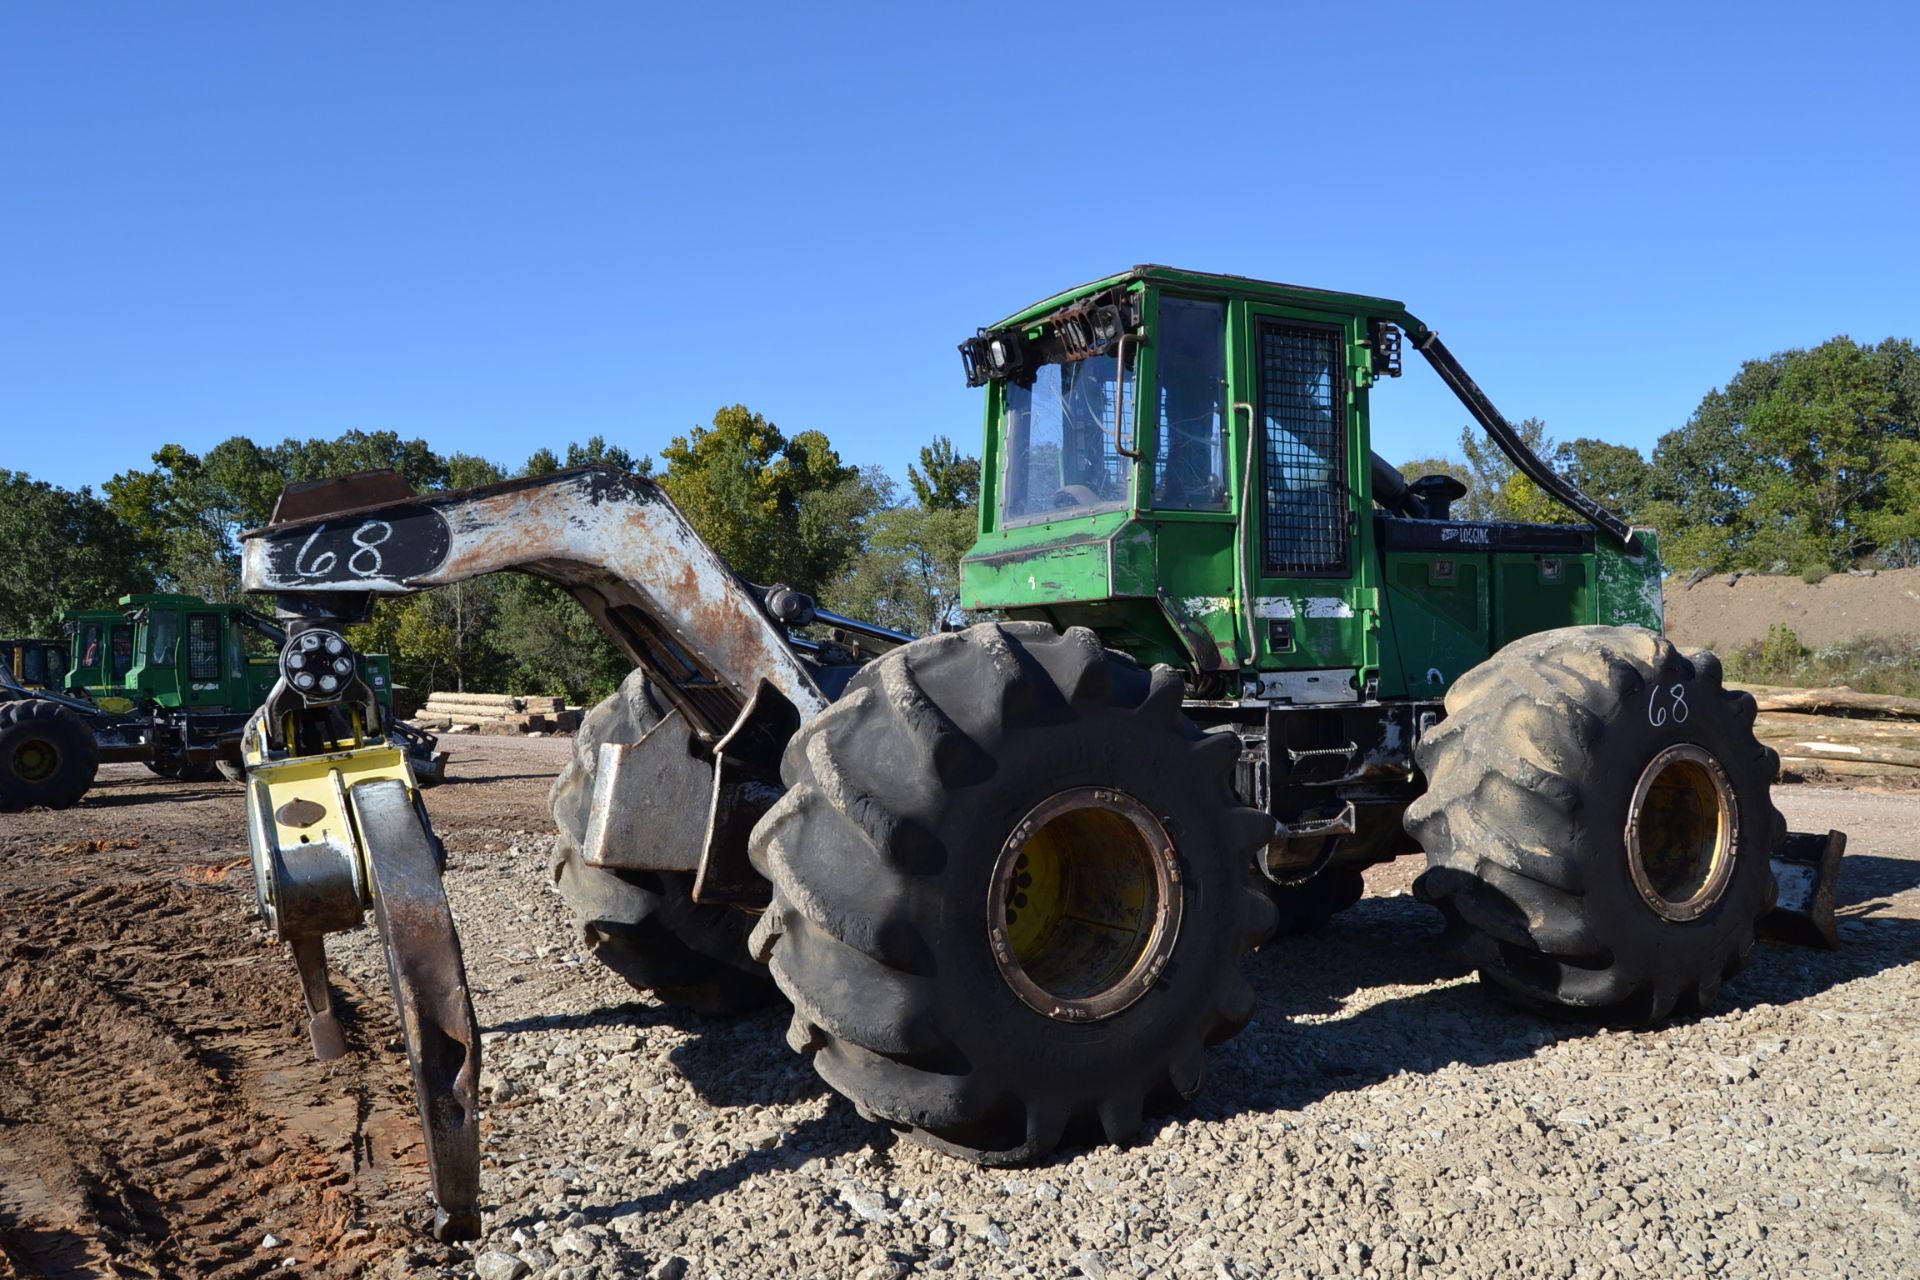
[1717,625,1920,699]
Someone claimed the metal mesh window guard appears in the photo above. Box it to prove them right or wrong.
[1259,322,1350,576]
[188,615,221,683]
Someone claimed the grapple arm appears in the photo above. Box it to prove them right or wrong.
[239,466,830,738]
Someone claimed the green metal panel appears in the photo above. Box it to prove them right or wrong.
[1491,554,1595,651]
[1596,531,1665,630]
[1380,554,1490,698]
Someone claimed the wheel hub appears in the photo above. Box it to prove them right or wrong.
[12,739,58,783]
[1625,744,1738,921]
[987,787,1182,1021]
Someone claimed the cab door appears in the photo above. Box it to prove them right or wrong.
[182,611,228,708]
[1233,304,1376,695]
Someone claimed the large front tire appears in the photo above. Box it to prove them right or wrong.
[1408,626,1783,1023]
[548,671,777,1015]
[748,623,1276,1164]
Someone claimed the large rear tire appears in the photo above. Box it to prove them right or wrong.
[1407,626,1783,1023]
[748,623,1276,1164]
[548,670,776,1015]
[0,701,100,812]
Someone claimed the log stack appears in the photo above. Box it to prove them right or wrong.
[1735,682,1920,785]
[412,692,582,735]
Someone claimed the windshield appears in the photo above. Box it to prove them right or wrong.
[1000,352,1135,527]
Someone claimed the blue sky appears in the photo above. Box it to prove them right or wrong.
[3,2,1915,496]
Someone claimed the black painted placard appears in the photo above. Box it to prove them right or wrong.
[259,506,453,589]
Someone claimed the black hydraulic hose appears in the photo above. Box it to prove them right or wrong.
[1398,316,1636,549]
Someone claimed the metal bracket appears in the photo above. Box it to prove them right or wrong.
[1762,829,1847,949]
[581,710,713,872]
[1271,802,1357,841]
[242,714,481,1241]
[692,681,796,906]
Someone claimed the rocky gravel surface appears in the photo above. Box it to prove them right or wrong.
[313,749,1918,1280]
[4,740,1913,1278]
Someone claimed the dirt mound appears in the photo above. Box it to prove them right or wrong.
[0,839,453,1277]
[1664,566,1920,649]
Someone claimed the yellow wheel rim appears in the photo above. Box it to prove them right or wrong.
[1625,744,1738,921]
[12,739,58,783]
[987,787,1182,1021]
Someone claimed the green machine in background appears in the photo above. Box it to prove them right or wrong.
[0,592,438,809]
[0,638,69,692]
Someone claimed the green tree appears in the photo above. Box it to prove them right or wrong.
[1554,438,1652,519]
[487,575,628,703]
[564,436,651,476]
[907,435,981,511]
[1456,418,1579,525]
[658,405,875,592]
[1647,336,1920,572]
[828,441,984,634]
[0,471,155,633]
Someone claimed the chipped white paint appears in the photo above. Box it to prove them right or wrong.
[1181,596,1235,617]
[1253,596,1354,620]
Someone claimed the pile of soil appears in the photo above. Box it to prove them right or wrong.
[1664,566,1920,649]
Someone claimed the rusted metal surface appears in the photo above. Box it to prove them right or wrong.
[581,710,711,873]
[240,467,830,739]
[354,778,482,1242]
[289,935,349,1061]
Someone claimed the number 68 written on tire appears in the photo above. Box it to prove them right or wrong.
[1648,681,1690,727]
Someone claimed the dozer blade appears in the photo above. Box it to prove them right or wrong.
[1762,829,1847,949]
[353,778,483,1242]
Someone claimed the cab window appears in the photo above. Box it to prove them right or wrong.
[1000,351,1135,527]
[150,613,180,667]
[1150,297,1229,512]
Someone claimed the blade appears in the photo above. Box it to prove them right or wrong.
[1762,829,1847,950]
[354,778,483,1242]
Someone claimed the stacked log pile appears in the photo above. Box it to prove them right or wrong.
[1736,682,1920,785]
[411,692,582,735]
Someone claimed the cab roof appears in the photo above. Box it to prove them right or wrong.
[991,264,1406,330]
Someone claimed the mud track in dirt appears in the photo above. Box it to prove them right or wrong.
[0,773,462,1279]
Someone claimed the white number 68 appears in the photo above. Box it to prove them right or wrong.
[1648,681,1690,727]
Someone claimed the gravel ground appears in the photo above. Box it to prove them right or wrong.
[4,739,1914,1279]
[329,745,1919,1280]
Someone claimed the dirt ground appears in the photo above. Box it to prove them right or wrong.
[0,739,559,1279]
[1663,566,1920,650]
[1,736,1915,1278]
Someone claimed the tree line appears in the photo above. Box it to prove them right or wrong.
[5,332,1913,699]
[1,406,979,703]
